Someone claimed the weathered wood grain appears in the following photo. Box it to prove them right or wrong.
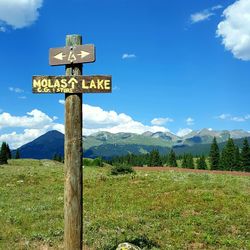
[64,34,83,250]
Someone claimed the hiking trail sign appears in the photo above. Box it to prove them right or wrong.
[32,75,112,93]
[32,34,112,250]
[49,44,95,65]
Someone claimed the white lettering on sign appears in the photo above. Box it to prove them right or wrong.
[54,52,66,61]
[77,51,90,59]
[68,51,77,62]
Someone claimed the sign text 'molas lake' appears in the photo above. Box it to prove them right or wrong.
[32,75,112,93]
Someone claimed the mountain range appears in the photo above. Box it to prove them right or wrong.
[12,129,250,159]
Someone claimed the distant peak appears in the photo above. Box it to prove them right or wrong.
[46,130,64,135]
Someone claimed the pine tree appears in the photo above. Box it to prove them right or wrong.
[186,154,194,169]
[168,149,177,167]
[181,154,188,168]
[220,138,236,171]
[53,153,58,161]
[0,142,8,165]
[15,149,20,159]
[161,154,168,166]
[241,138,250,172]
[234,146,241,171]
[149,149,162,166]
[209,137,220,170]
[196,155,207,170]
[58,154,63,162]
[6,143,11,159]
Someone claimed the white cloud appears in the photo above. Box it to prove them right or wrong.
[59,100,169,135]
[191,5,223,24]
[0,109,64,149]
[151,117,174,126]
[59,99,65,105]
[9,87,24,93]
[212,5,223,11]
[216,113,250,122]
[122,53,136,59]
[0,109,56,129]
[0,0,43,29]
[0,124,64,149]
[82,104,169,135]
[217,0,250,60]
[191,11,214,23]
[217,113,231,120]
[186,117,195,126]
[176,128,193,137]
[1,102,171,148]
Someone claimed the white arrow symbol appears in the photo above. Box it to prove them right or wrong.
[54,52,66,61]
[77,50,90,58]
[68,77,78,85]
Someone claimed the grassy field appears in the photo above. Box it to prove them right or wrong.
[0,160,249,249]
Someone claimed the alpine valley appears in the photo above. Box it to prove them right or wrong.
[12,129,250,159]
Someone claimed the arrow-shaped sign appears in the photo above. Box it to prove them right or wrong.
[68,77,78,85]
[54,52,66,61]
[49,44,95,66]
[78,51,90,59]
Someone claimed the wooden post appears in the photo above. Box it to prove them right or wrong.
[64,34,83,250]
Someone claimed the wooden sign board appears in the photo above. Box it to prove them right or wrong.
[32,75,112,93]
[49,44,95,66]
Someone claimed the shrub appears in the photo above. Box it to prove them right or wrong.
[111,164,134,175]
[92,157,103,167]
[83,158,103,167]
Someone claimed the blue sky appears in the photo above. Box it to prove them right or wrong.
[0,0,250,148]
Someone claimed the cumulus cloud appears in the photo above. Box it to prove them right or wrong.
[122,53,136,59]
[59,100,169,135]
[151,117,174,126]
[186,117,195,126]
[0,125,64,149]
[176,128,192,137]
[0,109,55,129]
[216,113,250,122]
[82,104,169,135]
[0,0,43,29]
[1,103,172,148]
[0,109,64,149]
[190,5,223,24]
[217,0,250,60]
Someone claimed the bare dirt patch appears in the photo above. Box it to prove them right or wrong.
[133,166,250,177]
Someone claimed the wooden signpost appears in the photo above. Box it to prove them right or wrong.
[32,34,112,250]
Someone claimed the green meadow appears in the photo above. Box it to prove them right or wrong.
[0,159,249,249]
